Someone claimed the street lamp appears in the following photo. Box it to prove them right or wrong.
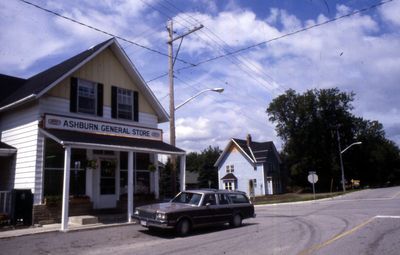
[175,88,224,110]
[338,139,362,192]
[169,87,224,195]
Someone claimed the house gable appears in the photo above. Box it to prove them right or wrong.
[0,38,168,123]
[47,48,156,116]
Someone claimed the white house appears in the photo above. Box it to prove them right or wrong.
[0,38,186,230]
[215,134,283,196]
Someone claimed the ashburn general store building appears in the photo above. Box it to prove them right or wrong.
[0,38,186,230]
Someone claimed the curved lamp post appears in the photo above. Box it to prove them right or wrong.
[169,87,224,195]
[175,88,224,110]
[339,141,362,192]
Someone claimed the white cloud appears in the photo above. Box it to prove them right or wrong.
[379,0,400,26]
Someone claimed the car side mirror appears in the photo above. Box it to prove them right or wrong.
[205,202,211,207]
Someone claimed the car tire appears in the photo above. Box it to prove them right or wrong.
[230,214,242,228]
[176,218,191,236]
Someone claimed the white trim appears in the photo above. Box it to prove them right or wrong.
[214,139,255,167]
[39,129,184,156]
[0,149,17,156]
[36,40,113,99]
[0,94,36,112]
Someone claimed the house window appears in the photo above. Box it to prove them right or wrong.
[70,77,103,116]
[253,179,257,188]
[224,181,234,190]
[117,88,134,120]
[112,86,138,121]
[226,165,234,173]
[78,79,96,115]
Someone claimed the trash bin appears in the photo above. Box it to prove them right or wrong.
[10,189,33,226]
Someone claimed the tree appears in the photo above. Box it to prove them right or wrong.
[186,146,221,189]
[267,88,400,190]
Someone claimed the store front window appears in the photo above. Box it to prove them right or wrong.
[43,138,86,197]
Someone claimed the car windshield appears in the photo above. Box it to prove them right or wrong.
[171,192,202,206]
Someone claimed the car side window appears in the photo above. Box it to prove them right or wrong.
[217,193,230,205]
[202,194,216,206]
[227,194,249,204]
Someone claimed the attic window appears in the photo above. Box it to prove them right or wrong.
[70,77,103,116]
[78,79,96,114]
[111,86,138,121]
[226,165,234,173]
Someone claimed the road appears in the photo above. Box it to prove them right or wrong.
[1,186,399,255]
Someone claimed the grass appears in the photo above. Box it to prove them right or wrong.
[252,191,352,205]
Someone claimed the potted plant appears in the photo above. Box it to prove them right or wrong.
[85,159,98,169]
[148,164,156,172]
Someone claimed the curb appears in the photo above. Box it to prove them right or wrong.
[0,221,137,239]
[254,196,342,207]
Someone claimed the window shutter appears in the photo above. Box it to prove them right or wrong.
[70,77,78,113]
[133,91,139,122]
[111,86,117,118]
[97,83,103,117]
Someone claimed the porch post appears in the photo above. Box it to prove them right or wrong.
[154,154,159,199]
[179,154,186,192]
[61,146,71,231]
[127,151,134,222]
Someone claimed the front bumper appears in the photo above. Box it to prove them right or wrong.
[132,216,174,229]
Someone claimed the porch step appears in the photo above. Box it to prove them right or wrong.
[69,215,98,225]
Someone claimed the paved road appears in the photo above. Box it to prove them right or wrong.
[1,187,399,255]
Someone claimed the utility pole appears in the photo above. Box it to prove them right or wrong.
[167,19,203,196]
[337,128,346,192]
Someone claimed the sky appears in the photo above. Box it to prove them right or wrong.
[1,0,399,152]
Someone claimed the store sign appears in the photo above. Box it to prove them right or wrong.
[44,114,162,141]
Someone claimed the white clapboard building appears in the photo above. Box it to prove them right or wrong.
[0,38,186,230]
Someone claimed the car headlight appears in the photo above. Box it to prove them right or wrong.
[156,212,167,220]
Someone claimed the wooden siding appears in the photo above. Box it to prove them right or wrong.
[217,145,265,196]
[0,104,42,204]
[39,96,158,128]
[47,48,157,116]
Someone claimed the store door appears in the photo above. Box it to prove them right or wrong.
[94,159,117,209]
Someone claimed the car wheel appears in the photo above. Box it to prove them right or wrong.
[230,214,242,228]
[176,218,191,236]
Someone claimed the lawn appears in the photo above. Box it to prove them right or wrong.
[252,191,349,205]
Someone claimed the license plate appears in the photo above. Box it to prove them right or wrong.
[140,220,147,226]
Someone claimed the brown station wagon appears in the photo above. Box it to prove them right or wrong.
[132,189,256,236]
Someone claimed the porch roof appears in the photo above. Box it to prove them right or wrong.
[221,173,238,181]
[0,141,17,156]
[40,128,185,155]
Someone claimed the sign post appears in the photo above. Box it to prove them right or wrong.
[307,171,318,200]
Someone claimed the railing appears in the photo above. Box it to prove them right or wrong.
[0,191,11,214]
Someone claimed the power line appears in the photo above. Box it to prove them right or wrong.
[18,0,196,66]
[191,0,394,67]
[147,0,394,82]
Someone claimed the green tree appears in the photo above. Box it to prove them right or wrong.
[267,88,400,190]
[186,146,221,189]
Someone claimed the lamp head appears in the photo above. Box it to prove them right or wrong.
[212,88,224,93]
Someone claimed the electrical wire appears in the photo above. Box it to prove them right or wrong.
[18,0,196,66]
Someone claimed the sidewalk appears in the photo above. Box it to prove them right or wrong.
[0,214,137,239]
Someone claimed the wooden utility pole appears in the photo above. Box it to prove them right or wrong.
[167,19,203,196]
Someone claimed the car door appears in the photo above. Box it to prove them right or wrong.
[214,193,233,223]
[193,194,218,226]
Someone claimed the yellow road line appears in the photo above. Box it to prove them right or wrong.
[298,217,375,255]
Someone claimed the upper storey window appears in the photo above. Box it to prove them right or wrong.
[78,79,96,114]
[111,86,138,122]
[70,77,103,117]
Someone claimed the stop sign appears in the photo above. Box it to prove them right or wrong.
[308,173,318,184]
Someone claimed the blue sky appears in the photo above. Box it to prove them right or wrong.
[1,0,399,152]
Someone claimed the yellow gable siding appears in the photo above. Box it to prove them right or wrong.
[47,48,156,115]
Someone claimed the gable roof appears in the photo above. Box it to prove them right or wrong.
[0,38,169,123]
[214,137,281,167]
